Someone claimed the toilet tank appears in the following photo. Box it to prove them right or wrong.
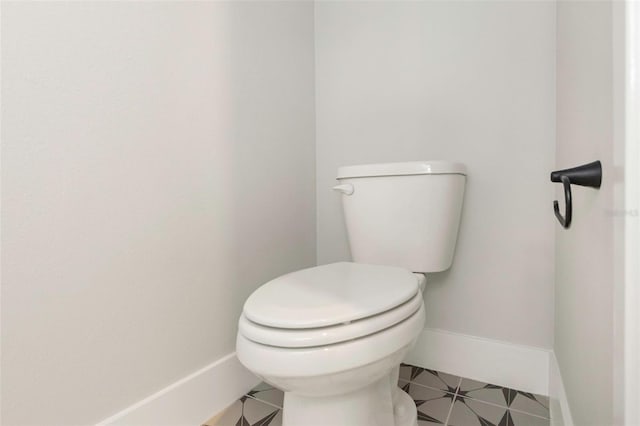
[335,161,466,273]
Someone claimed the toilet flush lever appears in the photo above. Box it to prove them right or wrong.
[332,183,354,195]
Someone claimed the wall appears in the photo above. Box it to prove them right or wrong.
[315,1,556,348]
[0,2,315,424]
[554,1,618,424]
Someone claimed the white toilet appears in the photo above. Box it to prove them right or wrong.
[236,161,466,426]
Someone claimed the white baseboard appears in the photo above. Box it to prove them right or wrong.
[404,328,551,396]
[97,352,260,426]
[96,331,563,425]
[549,352,574,426]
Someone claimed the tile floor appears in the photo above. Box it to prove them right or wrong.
[203,363,550,426]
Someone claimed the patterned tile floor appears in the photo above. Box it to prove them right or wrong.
[204,363,550,426]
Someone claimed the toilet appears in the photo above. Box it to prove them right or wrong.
[236,161,466,426]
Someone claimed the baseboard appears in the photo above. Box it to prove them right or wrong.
[404,328,551,396]
[549,352,574,426]
[97,352,260,426]
[96,331,559,425]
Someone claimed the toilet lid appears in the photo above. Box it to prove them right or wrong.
[242,262,419,329]
[239,291,423,347]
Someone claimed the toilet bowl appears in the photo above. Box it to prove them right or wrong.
[236,262,426,426]
[236,161,466,426]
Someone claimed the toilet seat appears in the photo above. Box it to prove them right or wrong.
[239,262,424,348]
[242,262,419,329]
[237,304,426,379]
[239,290,423,348]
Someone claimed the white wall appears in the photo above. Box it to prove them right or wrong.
[315,1,556,349]
[554,1,619,424]
[0,2,315,424]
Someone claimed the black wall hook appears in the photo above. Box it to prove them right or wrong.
[550,161,602,229]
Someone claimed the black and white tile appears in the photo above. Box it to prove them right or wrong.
[207,388,283,426]
[245,382,285,410]
[399,380,455,425]
[204,364,550,426]
[457,378,549,420]
[448,397,549,426]
[399,364,461,395]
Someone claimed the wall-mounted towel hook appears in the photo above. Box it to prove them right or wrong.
[554,175,572,228]
[550,160,602,229]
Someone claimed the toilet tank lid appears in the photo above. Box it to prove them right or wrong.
[337,161,467,179]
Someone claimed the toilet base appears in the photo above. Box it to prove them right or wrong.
[393,387,418,426]
[281,376,417,426]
